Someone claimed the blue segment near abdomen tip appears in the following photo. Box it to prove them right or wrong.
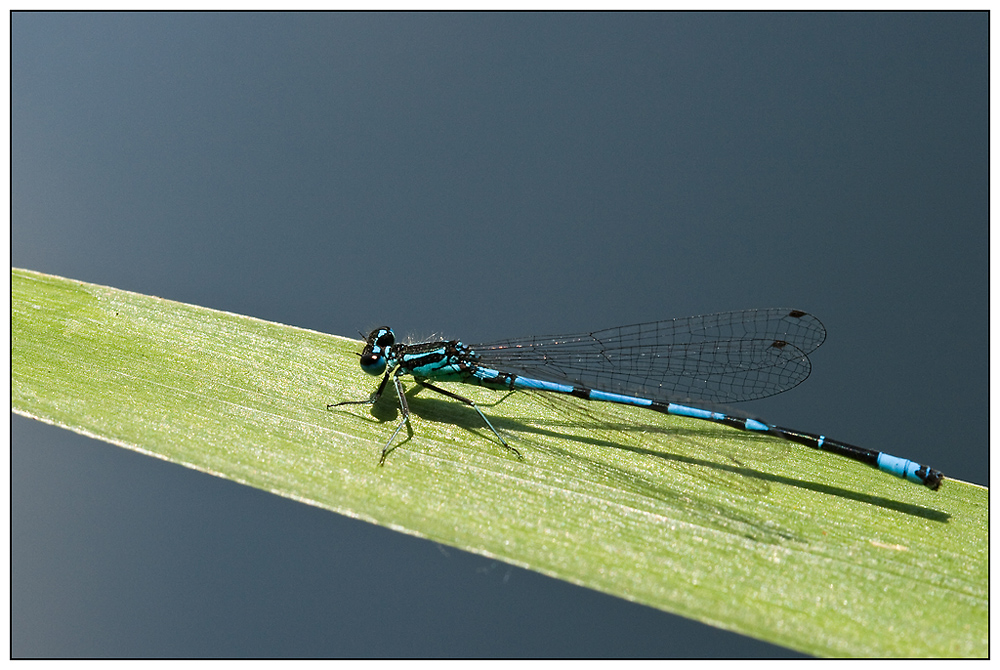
[877,453,922,484]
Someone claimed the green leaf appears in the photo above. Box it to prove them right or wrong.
[11,267,987,657]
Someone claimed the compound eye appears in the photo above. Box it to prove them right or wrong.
[360,352,387,375]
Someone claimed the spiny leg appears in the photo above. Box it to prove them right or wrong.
[416,380,522,459]
[378,374,413,465]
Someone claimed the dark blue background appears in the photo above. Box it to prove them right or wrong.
[12,12,987,657]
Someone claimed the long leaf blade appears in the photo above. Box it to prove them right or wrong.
[11,268,987,657]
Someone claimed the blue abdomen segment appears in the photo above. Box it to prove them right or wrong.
[663,403,768,432]
[512,377,575,394]
[578,388,653,407]
[877,453,932,486]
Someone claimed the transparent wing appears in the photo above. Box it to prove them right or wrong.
[472,309,826,404]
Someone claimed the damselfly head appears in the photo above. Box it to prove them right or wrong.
[358,327,395,376]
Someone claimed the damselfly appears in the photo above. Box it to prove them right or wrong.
[329,309,942,490]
